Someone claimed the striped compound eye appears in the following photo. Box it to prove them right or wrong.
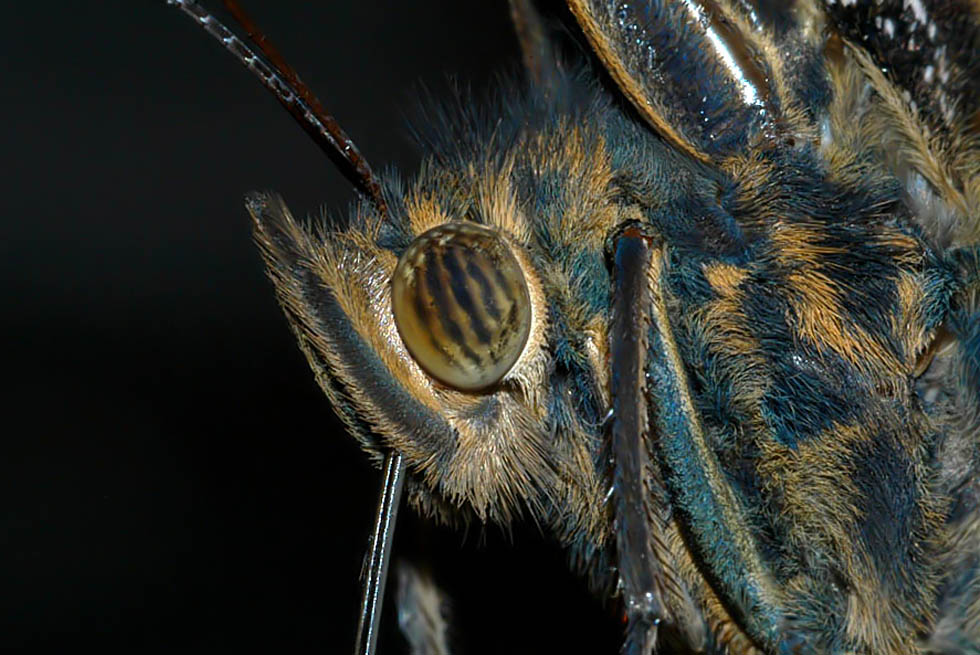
[391,223,532,391]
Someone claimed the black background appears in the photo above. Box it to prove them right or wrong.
[4,2,621,652]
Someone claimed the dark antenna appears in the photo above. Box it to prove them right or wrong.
[165,3,403,654]
[166,0,388,215]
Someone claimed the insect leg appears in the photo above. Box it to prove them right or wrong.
[608,224,677,654]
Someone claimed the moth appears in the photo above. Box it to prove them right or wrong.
[167,1,980,653]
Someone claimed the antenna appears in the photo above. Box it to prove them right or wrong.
[166,5,405,654]
[167,1,387,215]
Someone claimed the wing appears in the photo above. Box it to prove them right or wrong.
[565,0,814,162]
[564,0,980,243]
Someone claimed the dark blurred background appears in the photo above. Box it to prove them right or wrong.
[3,2,619,652]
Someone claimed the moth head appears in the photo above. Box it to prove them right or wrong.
[244,138,610,531]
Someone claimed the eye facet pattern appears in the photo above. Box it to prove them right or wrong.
[391,223,532,391]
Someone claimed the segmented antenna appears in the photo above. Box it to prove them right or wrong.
[166,0,387,215]
[166,5,404,654]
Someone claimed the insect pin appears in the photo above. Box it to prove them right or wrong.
[167,1,980,653]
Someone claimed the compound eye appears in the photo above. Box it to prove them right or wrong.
[391,223,532,391]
